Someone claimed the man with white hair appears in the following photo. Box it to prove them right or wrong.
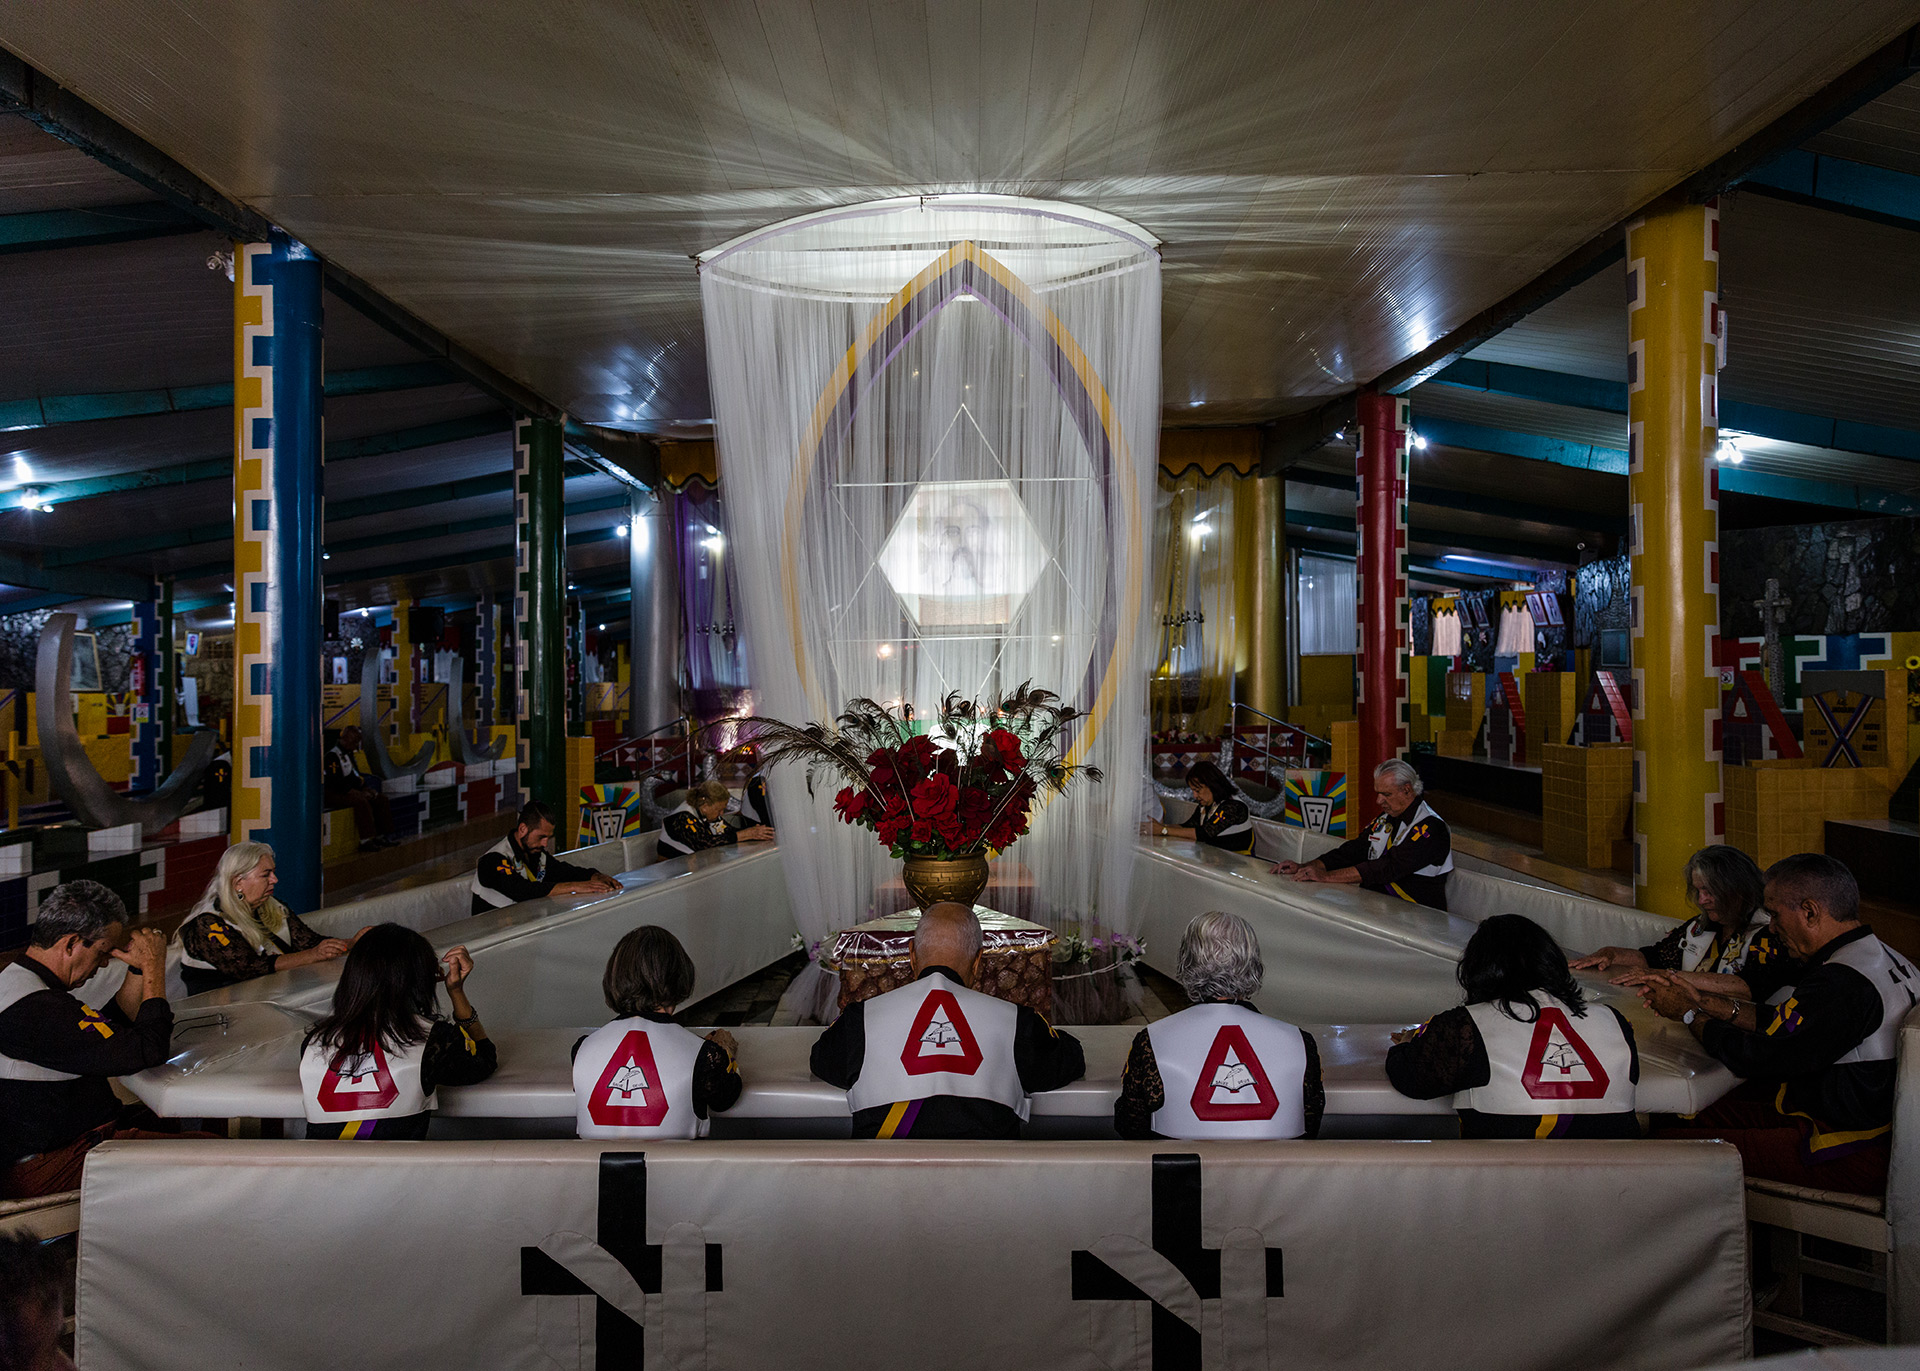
[1274,758,1453,910]
[1114,911,1322,1139]
[810,902,1085,1138]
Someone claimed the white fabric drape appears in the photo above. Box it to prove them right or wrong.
[700,196,1160,1017]
[1296,555,1356,656]
[1430,605,1462,659]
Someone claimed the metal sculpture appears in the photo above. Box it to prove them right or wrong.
[36,612,221,835]
[443,658,508,766]
[357,644,436,781]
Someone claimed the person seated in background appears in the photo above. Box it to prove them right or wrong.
[1571,846,1787,985]
[1636,854,1913,1196]
[324,725,401,850]
[299,924,496,1139]
[470,800,620,914]
[0,1232,75,1371]
[0,882,199,1199]
[573,925,742,1139]
[1274,759,1453,910]
[1385,914,1639,1138]
[175,841,359,996]
[1142,759,1253,854]
[659,779,774,859]
[811,902,1085,1139]
[1114,911,1322,1140]
[739,753,774,831]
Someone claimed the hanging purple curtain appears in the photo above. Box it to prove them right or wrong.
[673,485,752,719]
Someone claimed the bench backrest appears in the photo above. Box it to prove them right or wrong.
[76,1137,1748,1371]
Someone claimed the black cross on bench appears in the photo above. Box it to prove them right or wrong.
[1810,689,1874,768]
[520,1152,723,1368]
[1071,1153,1284,1370]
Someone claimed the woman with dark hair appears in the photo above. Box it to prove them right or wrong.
[1144,758,1253,854]
[572,926,742,1138]
[1386,914,1639,1138]
[1571,846,1785,982]
[298,924,497,1139]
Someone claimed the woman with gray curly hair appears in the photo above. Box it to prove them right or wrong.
[1113,911,1323,1140]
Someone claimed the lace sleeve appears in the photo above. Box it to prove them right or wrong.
[1383,1007,1488,1100]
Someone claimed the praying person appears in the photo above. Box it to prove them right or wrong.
[1385,914,1639,1138]
[471,801,620,913]
[299,925,496,1139]
[1637,854,1914,1195]
[659,779,772,858]
[175,841,358,995]
[809,902,1084,1138]
[1144,759,1253,854]
[572,925,742,1139]
[0,883,200,1199]
[1114,911,1322,1140]
[1275,759,1453,909]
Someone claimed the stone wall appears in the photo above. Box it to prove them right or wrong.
[1722,515,1920,638]
[0,611,134,693]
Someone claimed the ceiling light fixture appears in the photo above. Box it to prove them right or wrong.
[1411,431,1428,450]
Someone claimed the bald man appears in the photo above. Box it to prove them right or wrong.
[810,903,1085,1139]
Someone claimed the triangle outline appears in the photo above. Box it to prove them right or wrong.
[901,988,985,1077]
[1519,1007,1612,1100]
[317,1040,399,1114]
[588,1029,672,1128]
[1189,1024,1281,1121]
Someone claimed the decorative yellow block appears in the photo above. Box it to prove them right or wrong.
[1329,720,1359,784]
[1541,743,1633,870]
[1724,761,1889,870]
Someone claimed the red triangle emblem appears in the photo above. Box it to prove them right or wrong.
[316,1041,398,1114]
[1190,1025,1280,1121]
[1520,1007,1611,1100]
[588,1030,670,1128]
[901,988,984,1077]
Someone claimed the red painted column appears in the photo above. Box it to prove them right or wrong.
[1354,391,1410,826]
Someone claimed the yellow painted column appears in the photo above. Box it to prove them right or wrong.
[1626,201,1724,917]
[1235,474,1287,718]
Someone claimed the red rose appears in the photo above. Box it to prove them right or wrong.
[833,787,868,824]
[985,728,1025,772]
[911,819,933,844]
[910,772,959,819]
[876,815,908,847]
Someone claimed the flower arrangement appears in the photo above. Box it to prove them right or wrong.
[739,683,1103,859]
[1050,923,1147,1025]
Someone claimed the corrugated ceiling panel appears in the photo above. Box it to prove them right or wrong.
[1,1,1910,426]
[1802,79,1920,175]
[0,112,148,215]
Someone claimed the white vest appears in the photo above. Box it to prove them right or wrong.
[299,1035,433,1124]
[1146,1002,1308,1140]
[0,962,81,1083]
[470,836,546,910]
[846,973,1027,1120]
[658,803,731,856]
[1366,800,1454,876]
[1826,935,1919,1066]
[175,893,289,977]
[573,1018,709,1140]
[1679,914,1769,976]
[1456,994,1635,1115]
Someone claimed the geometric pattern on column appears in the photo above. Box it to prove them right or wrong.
[1354,391,1411,827]
[1626,200,1725,918]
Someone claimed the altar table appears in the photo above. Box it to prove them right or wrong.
[826,907,1055,1015]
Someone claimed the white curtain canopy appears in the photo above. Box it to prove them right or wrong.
[700,195,1161,1014]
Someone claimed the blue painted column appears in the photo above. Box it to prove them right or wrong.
[232,232,324,913]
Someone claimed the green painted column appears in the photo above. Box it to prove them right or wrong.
[514,417,566,812]
[158,576,175,772]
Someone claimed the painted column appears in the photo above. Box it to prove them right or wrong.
[566,595,585,734]
[232,232,324,913]
[514,416,566,812]
[628,487,681,743]
[1236,474,1287,719]
[391,601,417,753]
[158,576,174,772]
[1353,392,1411,826]
[1626,201,1724,918]
[477,595,500,732]
[129,595,162,794]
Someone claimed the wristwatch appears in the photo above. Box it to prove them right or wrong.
[1681,1009,1698,1026]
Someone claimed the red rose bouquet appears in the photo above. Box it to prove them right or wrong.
[740,683,1102,859]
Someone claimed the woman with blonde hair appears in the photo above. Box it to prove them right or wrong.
[176,842,354,995]
[658,779,774,859]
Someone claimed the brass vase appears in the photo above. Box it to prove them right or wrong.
[900,853,990,910]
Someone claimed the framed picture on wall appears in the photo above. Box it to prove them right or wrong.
[70,633,102,692]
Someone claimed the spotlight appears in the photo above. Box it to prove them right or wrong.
[877,644,895,659]
[1411,431,1428,450]
[615,523,629,538]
